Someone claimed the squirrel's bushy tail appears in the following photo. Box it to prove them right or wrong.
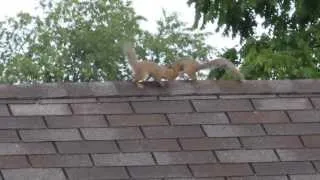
[122,42,138,68]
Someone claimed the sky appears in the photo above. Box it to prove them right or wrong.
[0,0,241,51]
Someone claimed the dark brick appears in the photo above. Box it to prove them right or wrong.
[92,153,155,166]
[241,136,303,149]
[99,96,157,102]
[301,135,320,147]
[192,99,253,112]
[29,154,92,167]
[228,176,288,180]
[180,137,241,150]
[2,168,66,180]
[154,151,216,165]
[277,149,320,161]
[288,110,320,122]
[253,162,315,175]
[229,111,289,124]
[203,125,265,137]
[118,139,180,152]
[71,103,132,115]
[253,98,312,110]
[216,150,278,163]
[108,114,168,127]
[81,127,143,140]
[0,142,55,155]
[143,126,204,138]
[0,130,19,142]
[168,113,228,125]
[0,105,10,116]
[132,101,193,113]
[128,165,192,178]
[290,174,320,180]
[190,164,253,177]
[45,115,107,128]
[39,98,96,104]
[10,104,72,116]
[220,95,277,99]
[56,141,119,154]
[264,123,320,135]
[0,156,30,168]
[20,129,82,142]
[0,117,45,129]
[159,95,217,100]
[66,167,128,180]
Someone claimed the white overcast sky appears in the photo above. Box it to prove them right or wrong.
[0,0,241,51]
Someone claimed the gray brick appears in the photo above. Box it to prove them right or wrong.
[241,136,303,149]
[118,139,180,152]
[132,101,193,113]
[159,95,217,100]
[0,155,30,168]
[290,175,320,180]
[311,98,320,109]
[168,113,229,125]
[99,96,157,102]
[203,125,265,137]
[288,110,320,122]
[302,135,320,147]
[45,115,107,128]
[220,95,277,99]
[71,103,132,114]
[228,176,288,180]
[0,130,19,142]
[39,98,96,104]
[143,126,204,138]
[30,154,92,167]
[128,165,192,178]
[81,127,143,140]
[216,150,278,163]
[192,99,253,112]
[0,142,55,155]
[180,137,241,150]
[56,141,119,154]
[154,151,216,165]
[0,117,45,129]
[92,153,155,166]
[253,98,312,110]
[0,105,10,116]
[277,149,320,161]
[108,114,168,127]
[10,104,71,116]
[190,164,253,177]
[253,162,315,175]
[2,168,66,180]
[66,167,129,180]
[229,111,289,124]
[264,123,320,135]
[20,129,82,142]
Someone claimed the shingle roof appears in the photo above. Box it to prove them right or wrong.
[0,80,319,180]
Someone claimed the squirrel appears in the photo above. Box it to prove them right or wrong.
[122,42,178,88]
[169,56,245,81]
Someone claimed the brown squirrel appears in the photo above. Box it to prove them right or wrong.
[169,57,245,81]
[122,42,178,88]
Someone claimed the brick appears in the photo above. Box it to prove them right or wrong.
[203,125,265,137]
[118,139,180,152]
[0,130,19,142]
[241,136,303,149]
[39,98,96,104]
[81,127,143,140]
[190,164,253,177]
[168,113,229,125]
[216,150,278,163]
[56,141,119,154]
[312,161,320,171]
[108,114,168,127]
[180,137,241,150]
[290,174,320,180]
[253,98,312,110]
[311,98,320,109]
[71,103,132,115]
[264,123,320,135]
[288,110,320,122]
[192,99,253,112]
[228,176,288,180]
[20,129,82,142]
[132,101,193,113]
[0,142,55,155]
[2,168,66,180]
[65,167,128,180]
[0,99,36,104]
[99,96,157,102]
[92,152,155,166]
[220,94,277,99]
[10,104,71,116]
[229,111,289,124]
[45,115,107,128]
[154,151,216,165]
[159,95,217,100]
[167,178,225,180]
[0,105,10,116]
[277,149,320,161]
[253,162,315,175]
[0,117,45,129]
[301,135,320,147]
[143,126,204,138]
[0,156,30,168]
[29,154,92,167]
[128,165,192,178]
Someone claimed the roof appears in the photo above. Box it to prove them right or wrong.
[0,80,319,180]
